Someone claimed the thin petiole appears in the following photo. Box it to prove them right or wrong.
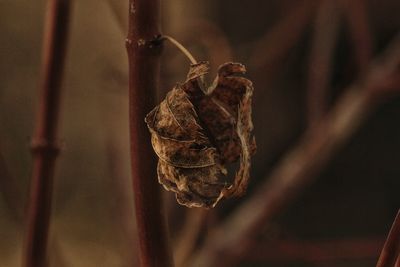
[163,35,198,64]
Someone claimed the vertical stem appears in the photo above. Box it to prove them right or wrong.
[376,210,400,267]
[126,1,174,267]
[306,0,340,126]
[23,0,71,266]
[340,0,372,73]
[175,209,208,267]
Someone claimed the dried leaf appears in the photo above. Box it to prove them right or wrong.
[145,61,256,208]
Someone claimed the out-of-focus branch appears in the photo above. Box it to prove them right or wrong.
[340,0,373,73]
[376,210,400,267]
[249,0,318,70]
[23,0,71,266]
[106,139,139,267]
[0,145,67,267]
[174,209,208,267]
[306,0,341,126]
[246,238,384,263]
[189,34,400,267]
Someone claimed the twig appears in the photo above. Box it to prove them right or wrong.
[340,0,373,73]
[306,0,341,126]
[189,34,400,267]
[376,210,400,267]
[106,138,139,267]
[23,0,71,266]
[249,0,318,70]
[246,238,385,263]
[126,0,174,266]
[175,209,208,267]
[0,142,67,267]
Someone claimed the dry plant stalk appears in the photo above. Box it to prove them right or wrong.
[340,0,373,72]
[174,209,208,267]
[307,0,340,125]
[23,0,71,266]
[249,0,318,69]
[247,238,385,262]
[125,0,174,266]
[146,61,256,208]
[376,210,400,267]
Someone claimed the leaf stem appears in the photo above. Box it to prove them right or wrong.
[163,35,198,64]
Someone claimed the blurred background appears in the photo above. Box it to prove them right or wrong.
[0,0,399,266]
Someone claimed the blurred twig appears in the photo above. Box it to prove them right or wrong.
[246,238,384,263]
[249,0,318,71]
[126,0,174,266]
[189,34,400,267]
[23,0,71,266]
[0,144,67,267]
[340,0,373,73]
[376,210,400,267]
[307,0,341,126]
[106,139,139,267]
[174,209,208,267]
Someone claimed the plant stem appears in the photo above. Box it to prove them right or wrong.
[175,209,208,267]
[340,0,373,73]
[306,0,340,126]
[376,210,400,267]
[23,0,71,266]
[162,35,197,64]
[126,0,174,266]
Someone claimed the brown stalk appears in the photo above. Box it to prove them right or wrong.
[106,138,139,267]
[174,209,208,267]
[376,210,400,267]
[189,34,400,267]
[246,238,385,262]
[306,0,341,126]
[340,0,373,73]
[23,0,71,266]
[126,0,174,266]
[249,0,318,70]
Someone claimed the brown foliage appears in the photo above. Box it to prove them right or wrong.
[146,62,256,208]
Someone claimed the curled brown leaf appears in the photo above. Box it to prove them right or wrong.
[145,62,256,208]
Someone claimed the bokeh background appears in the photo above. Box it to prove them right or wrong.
[0,0,399,266]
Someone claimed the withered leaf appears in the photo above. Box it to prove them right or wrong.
[145,61,256,208]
